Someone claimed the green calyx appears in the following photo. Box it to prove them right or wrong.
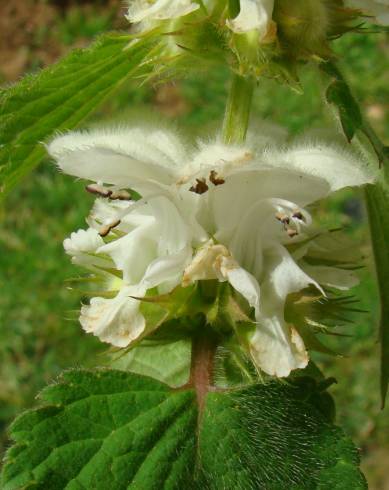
[133,281,255,344]
[273,0,362,60]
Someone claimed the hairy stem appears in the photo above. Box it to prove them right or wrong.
[189,332,217,412]
[222,74,254,144]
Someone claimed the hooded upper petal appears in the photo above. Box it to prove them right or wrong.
[262,143,375,193]
[48,126,187,195]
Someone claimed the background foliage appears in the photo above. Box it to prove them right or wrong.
[0,1,388,488]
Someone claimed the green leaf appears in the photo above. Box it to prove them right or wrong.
[0,34,156,199]
[321,61,389,170]
[365,183,389,407]
[320,61,389,406]
[111,339,191,387]
[2,368,366,489]
[325,79,362,142]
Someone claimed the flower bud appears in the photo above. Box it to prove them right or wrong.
[273,0,361,59]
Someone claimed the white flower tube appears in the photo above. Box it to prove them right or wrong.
[49,122,374,377]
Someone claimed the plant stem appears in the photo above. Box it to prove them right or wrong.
[189,332,217,412]
[222,74,254,144]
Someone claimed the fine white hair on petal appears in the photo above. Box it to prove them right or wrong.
[182,141,254,179]
[48,125,187,191]
[262,142,375,193]
[126,0,200,23]
[246,120,288,150]
[226,0,274,36]
[80,285,146,347]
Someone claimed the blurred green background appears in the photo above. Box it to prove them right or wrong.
[0,1,388,487]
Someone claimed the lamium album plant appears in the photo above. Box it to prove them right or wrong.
[0,1,388,489]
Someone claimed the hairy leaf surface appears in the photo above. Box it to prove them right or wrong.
[0,35,155,198]
[2,368,366,489]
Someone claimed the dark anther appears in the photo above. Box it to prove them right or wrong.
[275,212,290,225]
[189,178,209,195]
[109,190,132,201]
[209,170,225,186]
[292,211,304,221]
[287,229,298,238]
[99,219,121,237]
[86,184,112,198]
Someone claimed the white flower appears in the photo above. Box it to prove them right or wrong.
[64,228,104,256]
[61,194,193,347]
[344,0,389,25]
[226,0,274,38]
[126,0,200,24]
[49,123,373,377]
[80,285,147,347]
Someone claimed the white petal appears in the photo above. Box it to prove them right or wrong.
[262,245,323,303]
[142,246,192,290]
[63,228,104,256]
[248,245,320,376]
[227,0,274,36]
[182,241,228,285]
[149,196,191,254]
[126,0,200,23]
[182,241,261,314]
[263,143,375,193]
[300,263,359,291]
[48,126,186,194]
[221,257,261,315]
[98,218,158,284]
[80,286,146,347]
[210,168,329,240]
[250,316,308,377]
[97,196,191,285]
[181,142,254,183]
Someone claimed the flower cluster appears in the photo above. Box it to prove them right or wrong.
[124,1,375,81]
[49,123,373,377]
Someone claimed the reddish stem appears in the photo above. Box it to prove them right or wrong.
[189,333,217,412]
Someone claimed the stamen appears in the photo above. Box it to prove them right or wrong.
[189,178,209,195]
[109,190,132,201]
[99,219,121,237]
[209,170,225,186]
[86,184,112,198]
[287,229,299,238]
[292,210,304,221]
[275,212,290,225]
